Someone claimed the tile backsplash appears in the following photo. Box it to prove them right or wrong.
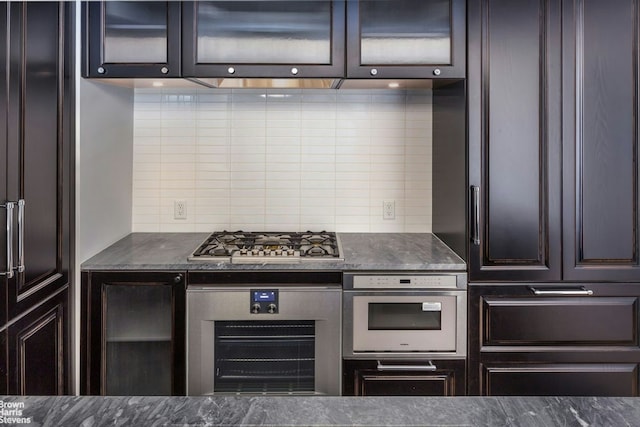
[132,88,432,232]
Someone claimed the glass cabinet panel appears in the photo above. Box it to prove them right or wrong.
[103,1,168,63]
[104,284,172,395]
[195,1,333,64]
[359,0,451,65]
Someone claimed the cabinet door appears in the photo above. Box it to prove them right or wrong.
[562,0,640,281]
[182,1,345,79]
[467,0,562,281]
[482,364,638,397]
[343,360,465,396]
[346,0,465,79]
[82,271,186,396]
[7,288,68,395]
[84,1,181,77]
[468,284,640,396]
[6,1,72,320]
[0,1,7,327]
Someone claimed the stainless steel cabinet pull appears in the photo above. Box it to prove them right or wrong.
[528,286,594,296]
[17,199,24,273]
[471,186,480,245]
[377,361,437,372]
[2,202,15,278]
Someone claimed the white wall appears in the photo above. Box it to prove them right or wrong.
[132,87,433,233]
[78,79,134,261]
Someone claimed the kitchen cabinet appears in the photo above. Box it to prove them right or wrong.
[0,1,72,395]
[562,0,640,281]
[467,0,562,282]
[468,0,640,282]
[81,271,186,395]
[343,360,465,396]
[182,0,345,79]
[468,283,640,396]
[83,1,181,78]
[7,288,68,395]
[346,0,466,79]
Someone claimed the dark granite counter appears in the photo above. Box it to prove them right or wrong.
[2,395,639,426]
[81,232,466,271]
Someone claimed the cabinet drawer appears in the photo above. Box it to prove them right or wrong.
[482,296,638,346]
[482,363,638,396]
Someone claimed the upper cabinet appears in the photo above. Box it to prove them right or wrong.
[83,0,464,81]
[467,0,563,282]
[346,0,466,79]
[562,0,640,282]
[468,0,640,283]
[83,1,181,78]
[182,0,345,79]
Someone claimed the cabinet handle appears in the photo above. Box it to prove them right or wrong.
[174,274,183,284]
[17,199,24,273]
[470,185,480,245]
[2,202,15,278]
[376,361,437,372]
[528,286,594,296]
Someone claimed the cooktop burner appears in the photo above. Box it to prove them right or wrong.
[189,231,343,264]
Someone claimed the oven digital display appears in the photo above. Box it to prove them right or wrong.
[253,290,276,302]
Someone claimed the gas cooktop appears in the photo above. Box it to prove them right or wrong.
[188,231,343,264]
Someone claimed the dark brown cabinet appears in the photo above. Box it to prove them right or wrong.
[468,284,640,396]
[468,0,640,283]
[7,288,69,395]
[81,271,186,395]
[83,1,181,78]
[0,1,72,395]
[467,0,563,282]
[182,0,345,80]
[346,0,466,79]
[562,0,640,282]
[343,360,465,396]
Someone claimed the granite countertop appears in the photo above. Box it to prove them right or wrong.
[2,395,639,426]
[81,232,466,272]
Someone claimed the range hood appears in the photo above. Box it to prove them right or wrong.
[190,77,434,90]
[91,77,434,90]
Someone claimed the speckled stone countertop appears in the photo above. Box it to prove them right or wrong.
[2,395,639,426]
[81,232,466,271]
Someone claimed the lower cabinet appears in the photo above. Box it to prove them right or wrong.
[6,288,69,395]
[482,363,638,396]
[81,271,186,395]
[469,284,640,396]
[343,360,465,396]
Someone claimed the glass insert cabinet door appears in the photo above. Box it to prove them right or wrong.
[104,284,173,395]
[182,0,345,78]
[83,1,181,77]
[347,0,466,78]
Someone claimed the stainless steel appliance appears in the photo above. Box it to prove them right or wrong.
[188,231,343,264]
[343,272,467,360]
[187,271,342,396]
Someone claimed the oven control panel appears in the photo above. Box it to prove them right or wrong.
[352,275,458,289]
[250,289,279,314]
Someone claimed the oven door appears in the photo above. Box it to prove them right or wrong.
[344,291,466,357]
[187,286,342,396]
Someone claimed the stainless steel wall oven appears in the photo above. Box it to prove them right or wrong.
[187,271,342,396]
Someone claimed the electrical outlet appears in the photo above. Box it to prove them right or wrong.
[174,200,187,220]
[383,200,395,220]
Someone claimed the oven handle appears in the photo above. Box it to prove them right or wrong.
[376,361,437,372]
